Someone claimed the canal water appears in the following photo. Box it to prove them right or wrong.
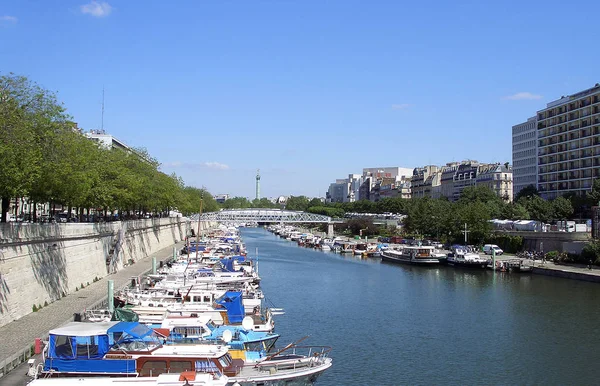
[241,227,600,386]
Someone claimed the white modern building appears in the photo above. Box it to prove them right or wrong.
[536,84,600,199]
[327,174,363,203]
[85,129,132,151]
[512,116,538,199]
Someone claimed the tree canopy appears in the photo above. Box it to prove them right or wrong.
[0,73,218,221]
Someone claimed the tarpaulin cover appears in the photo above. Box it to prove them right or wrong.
[215,291,244,323]
[112,308,139,322]
[108,322,154,342]
[44,358,136,373]
[48,334,109,359]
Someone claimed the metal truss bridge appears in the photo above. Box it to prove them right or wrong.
[189,209,332,223]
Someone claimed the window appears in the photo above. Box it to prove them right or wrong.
[140,360,167,377]
[195,359,219,372]
[169,360,194,373]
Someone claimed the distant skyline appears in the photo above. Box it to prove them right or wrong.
[2,1,599,198]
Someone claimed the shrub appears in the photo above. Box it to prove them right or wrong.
[32,304,38,312]
[44,301,48,307]
[488,234,524,254]
[581,241,600,265]
[545,250,559,260]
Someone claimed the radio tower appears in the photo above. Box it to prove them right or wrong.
[255,169,261,200]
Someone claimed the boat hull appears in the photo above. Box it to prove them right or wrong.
[380,252,440,265]
[231,358,332,386]
[447,260,489,269]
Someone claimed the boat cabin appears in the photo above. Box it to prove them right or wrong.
[43,321,243,378]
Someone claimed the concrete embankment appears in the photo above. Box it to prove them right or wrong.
[0,218,215,328]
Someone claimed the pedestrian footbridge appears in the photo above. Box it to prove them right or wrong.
[190,209,333,223]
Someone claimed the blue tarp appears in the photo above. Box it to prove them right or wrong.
[48,335,109,359]
[221,258,235,272]
[44,358,136,374]
[108,322,154,342]
[215,291,245,324]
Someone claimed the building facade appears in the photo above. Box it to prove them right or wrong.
[536,84,600,199]
[411,165,439,198]
[512,116,538,199]
[476,163,513,200]
[214,194,229,204]
[326,174,363,203]
[85,130,132,151]
[412,160,513,202]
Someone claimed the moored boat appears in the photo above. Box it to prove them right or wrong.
[380,245,441,265]
[446,246,490,269]
[35,321,332,386]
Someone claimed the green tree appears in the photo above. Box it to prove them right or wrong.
[515,184,540,201]
[500,202,529,220]
[307,206,345,218]
[252,198,278,208]
[518,195,553,223]
[552,196,574,220]
[375,197,408,214]
[453,201,492,244]
[221,197,253,209]
[285,196,310,211]
[0,74,68,221]
[459,185,503,218]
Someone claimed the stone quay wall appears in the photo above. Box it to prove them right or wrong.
[0,218,215,328]
[498,230,589,254]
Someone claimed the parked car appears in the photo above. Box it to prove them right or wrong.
[483,244,503,255]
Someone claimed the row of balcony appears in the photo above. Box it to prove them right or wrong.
[538,126,598,144]
[538,95,599,121]
[538,148,600,165]
[538,180,593,191]
[538,168,599,182]
[538,117,600,137]
[538,138,600,155]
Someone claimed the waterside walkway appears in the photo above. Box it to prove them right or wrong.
[0,241,184,380]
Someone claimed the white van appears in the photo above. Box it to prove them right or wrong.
[483,244,503,255]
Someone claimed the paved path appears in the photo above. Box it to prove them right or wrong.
[0,241,184,379]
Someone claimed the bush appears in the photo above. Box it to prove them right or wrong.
[32,304,38,312]
[581,241,600,265]
[488,234,524,254]
[545,250,559,260]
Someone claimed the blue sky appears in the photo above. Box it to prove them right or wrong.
[2,1,599,199]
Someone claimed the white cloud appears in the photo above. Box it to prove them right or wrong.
[391,103,412,110]
[201,162,230,170]
[503,92,543,101]
[0,15,18,25]
[163,161,230,171]
[80,1,112,17]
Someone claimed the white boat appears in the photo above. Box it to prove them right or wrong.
[34,321,331,386]
[380,245,441,265]
[446,246,490,269]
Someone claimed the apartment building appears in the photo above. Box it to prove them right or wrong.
[536,84,600,199]
[476,163,513,200]
[412,160,513,202]
[411,166,440,198]
[512,116,538,198]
